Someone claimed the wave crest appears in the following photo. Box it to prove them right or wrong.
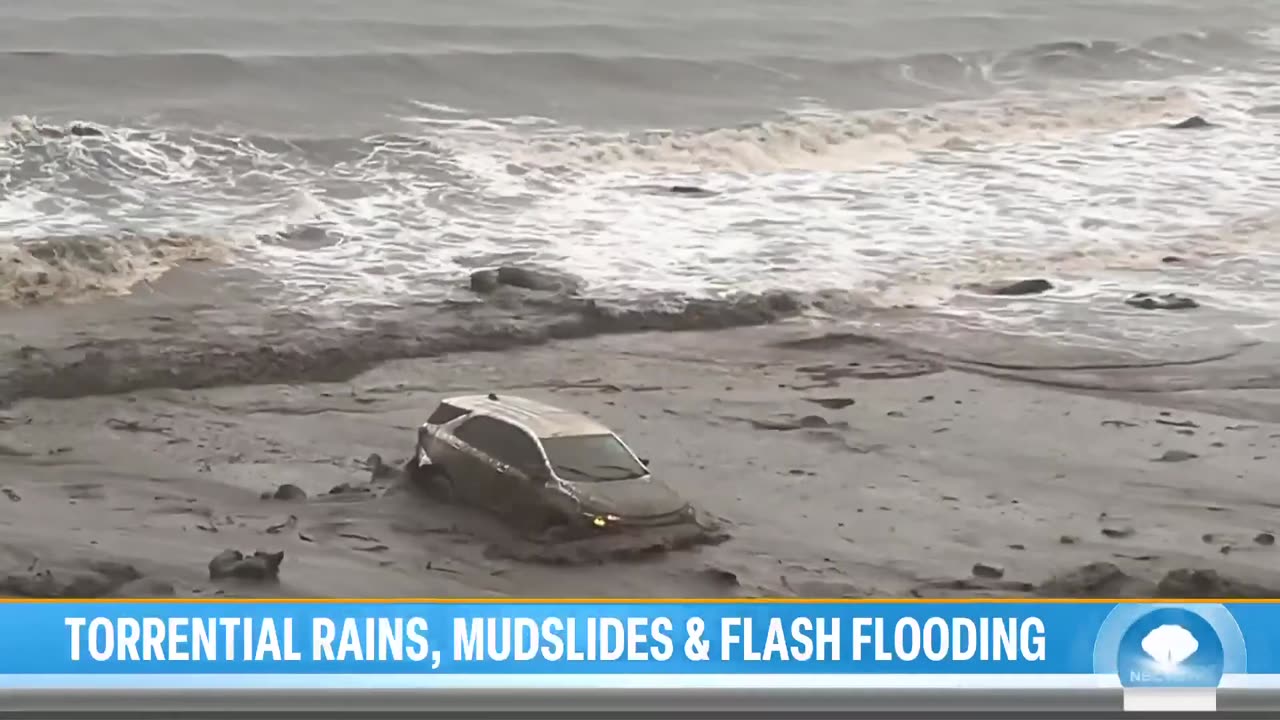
[0,232,226,305]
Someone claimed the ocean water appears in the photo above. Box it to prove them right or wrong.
[2,0,1279,349]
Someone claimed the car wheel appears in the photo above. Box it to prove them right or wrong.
[406,458,455,503]
[526,506,574,542]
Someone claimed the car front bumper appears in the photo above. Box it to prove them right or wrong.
[580,505,697,530]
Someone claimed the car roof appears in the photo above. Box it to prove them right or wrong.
[442,394,614,439]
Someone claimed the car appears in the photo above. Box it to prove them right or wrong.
[407,393,697,537]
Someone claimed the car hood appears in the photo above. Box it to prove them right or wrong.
[564,476,687,518]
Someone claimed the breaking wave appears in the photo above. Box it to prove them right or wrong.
[0,232,225,305]
[509,89,1199,173]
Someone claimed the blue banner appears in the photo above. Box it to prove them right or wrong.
[0,600,1273,684]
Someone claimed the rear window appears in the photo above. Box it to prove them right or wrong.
[542,434,647,483]
[426,402,470,425]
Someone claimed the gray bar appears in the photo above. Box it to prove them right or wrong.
[0,689,1276,717]
[0,689,1113,716]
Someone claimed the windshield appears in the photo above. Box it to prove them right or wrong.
[541,434,648,482]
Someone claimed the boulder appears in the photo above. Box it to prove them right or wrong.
[208,549,284,582]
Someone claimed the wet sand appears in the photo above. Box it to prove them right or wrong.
[3,305,1280,599]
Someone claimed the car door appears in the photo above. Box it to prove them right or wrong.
[483,422,550,521]
[448,416,509,507]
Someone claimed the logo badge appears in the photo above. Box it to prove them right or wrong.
[1116,608,1225,688]
[1091,603,1246,687]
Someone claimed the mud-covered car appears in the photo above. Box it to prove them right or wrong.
[407,394,697,536]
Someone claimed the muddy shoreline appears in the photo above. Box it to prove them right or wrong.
[3,280,1280,598]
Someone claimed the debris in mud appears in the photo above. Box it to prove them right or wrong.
[1255,532,1276,547]
[1125,292,1199,311]
[113,577,177,598]
[1101,526,1135,539]
[913,577,1036,597]
[1168,115,1215,130]
[1036,562,1157,598]
[262,484,307,501]
[1155,418,1199,429]
[971,562,1005,580]
[1036,562,1280,599]
[981,278,1054,297]
[265,516,298,535]
[1156,569,1280,599]
[2,488,20,502]
[105,418,169,434]
[328,482,373,496]
[698,567,741,589]
[208,549,284,582]
[739,414,848,432]
[0,559,143,598]
[1154,449,1199,463]
[805,397,856,410]
[1059,535,1079,545]
[487,521,731,566]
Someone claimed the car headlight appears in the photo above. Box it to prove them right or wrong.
[591,516,607,527]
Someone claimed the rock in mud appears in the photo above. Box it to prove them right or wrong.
[1125,292,1199,311]
[665,185,717,198]
[972,562,1005,579]
[1036,562,1157,598]
[263,483,307,501]
[984,279,1054,297]
[111,577,177,598]
[208,549,284,582]
[1169,115,1214,130]
[0,560,143,598]
[1156,568,1280,598]
[328,482,373,496]
[469,265,583,296]
[1154,449,1199,463]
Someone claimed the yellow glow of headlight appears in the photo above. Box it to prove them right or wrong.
[592,516,607,527]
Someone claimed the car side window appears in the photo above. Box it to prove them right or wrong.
[454,416,545,477]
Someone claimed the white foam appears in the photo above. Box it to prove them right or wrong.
[4,69,1280,347]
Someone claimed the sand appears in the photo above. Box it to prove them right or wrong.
[3,299,1279,599]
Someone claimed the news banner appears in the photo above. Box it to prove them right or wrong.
[4,599,1280,717]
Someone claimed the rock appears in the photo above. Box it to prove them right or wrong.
[111,577,177,598]
[1101,526,1135,539]
[0,560,143,598]
[1125,292,1199,311]
[699,567,740,588]
[468,265,583,296]
[1154,449,1199,463]
[986,279,1054,297]
[266,484,307,501]
[1161,256,1183,264]
[1156,569,1280,599]
[208,549,284,582]
[469,269,500,294]
[1059,535,1079,545]
[666,185,717,197]
[806,397,855,410]
[1169,115,1214,130]
[328,482,372,496]
[972,562,1005,579]
[1256,532,1276,547]
[1037,562,1157,598]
